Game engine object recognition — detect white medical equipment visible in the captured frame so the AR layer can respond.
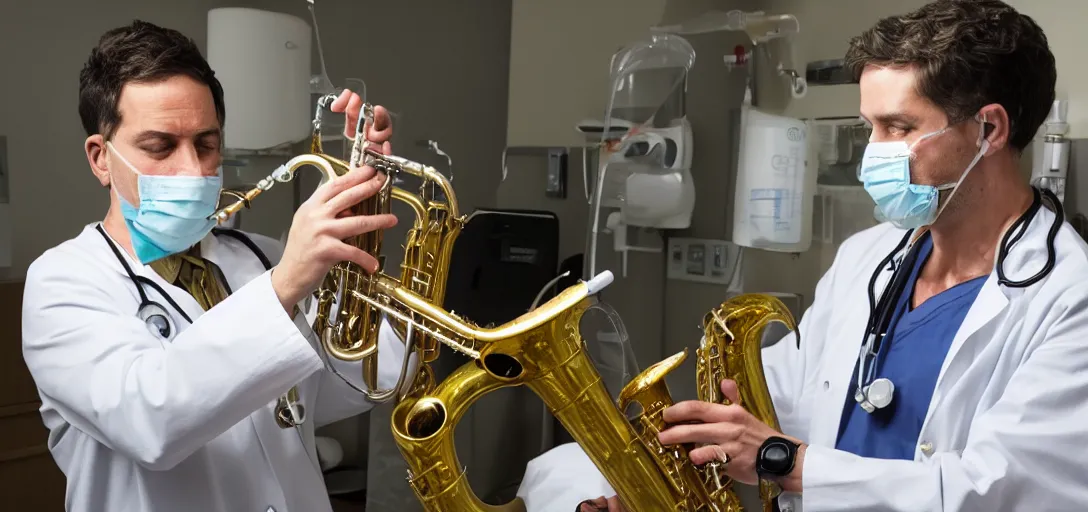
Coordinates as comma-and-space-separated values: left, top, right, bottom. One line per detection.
653, 9, 814, 253
207, 8, 313, 151
584, 33, 696, 279
1030, 99, 1070, 204
656, 10, 807, 101
732, 102, 815, 252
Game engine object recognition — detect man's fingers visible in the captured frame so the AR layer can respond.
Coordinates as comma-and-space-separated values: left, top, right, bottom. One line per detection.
721, 379, 741, 405
578, 497, 609, 512
661, 400, 733, 425
366, 105, 393, 143
328, 213, 398, 241
342, 94, 365, 139
606, 495, 624, 512
335, 244, 380, 274
328, 89, 352, 112
688, 444, 733, 466
311, 166, 375, 204
325, 170, 385, 214
657, 422, 730, 446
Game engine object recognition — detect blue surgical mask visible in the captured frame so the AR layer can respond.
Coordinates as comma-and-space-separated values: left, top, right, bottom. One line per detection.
859, 115, 989, 229
106, 141, 222, 264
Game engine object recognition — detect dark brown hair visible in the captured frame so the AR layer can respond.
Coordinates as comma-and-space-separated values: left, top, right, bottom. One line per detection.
78, 20, 226, 139
845, 0, 1055, 152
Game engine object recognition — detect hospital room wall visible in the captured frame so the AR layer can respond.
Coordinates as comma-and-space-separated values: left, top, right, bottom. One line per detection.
0, 0, 232, 282
767, 0, 1088, 138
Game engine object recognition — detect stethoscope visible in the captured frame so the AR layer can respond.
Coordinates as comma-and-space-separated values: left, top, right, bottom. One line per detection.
855, 186, 1063, 414
95, 224, 307, 431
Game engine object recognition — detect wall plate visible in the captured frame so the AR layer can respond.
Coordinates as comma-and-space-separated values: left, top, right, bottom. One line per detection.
666, 237, 742, 286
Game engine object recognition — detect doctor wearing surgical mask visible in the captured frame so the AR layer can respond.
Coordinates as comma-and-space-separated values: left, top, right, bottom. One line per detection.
518, 1, 1088, 511
21, 20, 407, 512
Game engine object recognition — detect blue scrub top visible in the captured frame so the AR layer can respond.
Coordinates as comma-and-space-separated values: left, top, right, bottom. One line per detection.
835, 234, 986, 460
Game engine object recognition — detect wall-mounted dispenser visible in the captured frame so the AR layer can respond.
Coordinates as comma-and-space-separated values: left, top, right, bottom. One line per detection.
585, 32, 697, 279
1031, 99, 1070, 204
588, 118, 695, 227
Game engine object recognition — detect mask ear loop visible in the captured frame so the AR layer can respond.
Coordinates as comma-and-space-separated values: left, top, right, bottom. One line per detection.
931, 114, 991, 222
105, 141, 144, 206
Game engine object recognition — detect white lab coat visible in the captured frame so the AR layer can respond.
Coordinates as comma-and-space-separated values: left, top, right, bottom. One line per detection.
518, 204, 1088, 512
21, 223, 408, 512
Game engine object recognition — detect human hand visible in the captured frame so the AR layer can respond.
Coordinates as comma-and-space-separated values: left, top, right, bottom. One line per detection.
271, 165, 397, 311
329, 89, 394, 155
657, 379, 805, 490
577, 495, 624, 511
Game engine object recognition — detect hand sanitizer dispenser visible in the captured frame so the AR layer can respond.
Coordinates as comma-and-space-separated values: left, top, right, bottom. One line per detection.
1031, 100, 1070, 204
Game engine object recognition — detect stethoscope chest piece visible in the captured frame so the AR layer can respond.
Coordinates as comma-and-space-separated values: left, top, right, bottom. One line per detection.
856, 377, 895, 413
274, 386, 306, 429
138, 301, 175, 341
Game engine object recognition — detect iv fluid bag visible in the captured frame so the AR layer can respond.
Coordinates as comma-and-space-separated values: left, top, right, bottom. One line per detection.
579, 301, 639, 402
732, 107, 815, 252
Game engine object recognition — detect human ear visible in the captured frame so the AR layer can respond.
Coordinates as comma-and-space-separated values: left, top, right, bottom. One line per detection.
977, 104, 1009, 155
86, 134, 110, 187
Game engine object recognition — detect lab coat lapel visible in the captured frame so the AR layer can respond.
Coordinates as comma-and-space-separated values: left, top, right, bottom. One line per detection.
932, 274, 1007, 391
807, 242, 899, 447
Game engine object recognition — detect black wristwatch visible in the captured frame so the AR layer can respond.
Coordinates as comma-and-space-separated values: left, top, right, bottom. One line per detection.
756, 436, 800, 478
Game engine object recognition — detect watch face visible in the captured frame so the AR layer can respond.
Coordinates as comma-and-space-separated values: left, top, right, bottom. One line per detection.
759, 438, 796, 476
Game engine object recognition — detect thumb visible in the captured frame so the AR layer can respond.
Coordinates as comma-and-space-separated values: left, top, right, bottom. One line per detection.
720, 379, 741, 406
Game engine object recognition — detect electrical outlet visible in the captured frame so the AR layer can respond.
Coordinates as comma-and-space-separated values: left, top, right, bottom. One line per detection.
666, 237, 742, 286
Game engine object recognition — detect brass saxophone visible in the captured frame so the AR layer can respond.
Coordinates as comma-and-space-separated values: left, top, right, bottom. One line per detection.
388, 283, 797, 511
211, 94, 463, 406
616, 294, 800, 511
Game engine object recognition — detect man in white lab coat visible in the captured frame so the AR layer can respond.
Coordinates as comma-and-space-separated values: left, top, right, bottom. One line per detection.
21, 20, 405, 512
520, 1, 1088, 511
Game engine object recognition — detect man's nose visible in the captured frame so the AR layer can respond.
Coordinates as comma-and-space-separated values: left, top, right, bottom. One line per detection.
172, 144, 214, 176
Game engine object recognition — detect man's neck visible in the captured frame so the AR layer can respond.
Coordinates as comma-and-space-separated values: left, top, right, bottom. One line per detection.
918, 176, 1033, 303
102, 206, 137, 260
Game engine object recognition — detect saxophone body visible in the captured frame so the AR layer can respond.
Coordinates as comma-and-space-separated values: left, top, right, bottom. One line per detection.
388, 272, 686, 511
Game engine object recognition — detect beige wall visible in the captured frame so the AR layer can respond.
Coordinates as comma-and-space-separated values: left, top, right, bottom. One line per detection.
0, 0, 231, 280
767, 0, 1088, 134
506, 0, 762, 147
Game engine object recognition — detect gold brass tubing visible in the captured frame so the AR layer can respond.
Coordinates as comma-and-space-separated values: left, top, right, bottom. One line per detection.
210, 154, 341, 224
373, 277, 590, 344
392, 187, 427, 222
285, 153, 341, 182
363, 148, 460, 219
